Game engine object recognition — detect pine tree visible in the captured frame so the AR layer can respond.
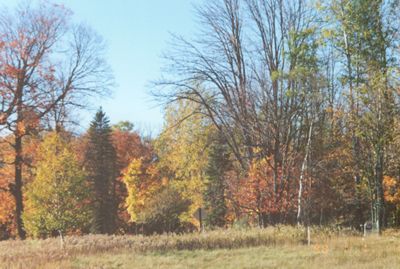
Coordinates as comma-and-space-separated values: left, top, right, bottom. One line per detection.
85, 108, 117, 234
204, 133, 230, 227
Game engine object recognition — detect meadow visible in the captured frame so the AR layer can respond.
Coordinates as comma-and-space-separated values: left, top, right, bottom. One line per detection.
1, 226, 399, 269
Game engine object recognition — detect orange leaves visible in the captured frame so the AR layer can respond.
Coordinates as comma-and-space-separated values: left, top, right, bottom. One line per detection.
16, 122, 26, 136
15, 110, 41, 136
383, 176, 400, 204
112, 129, 151, 172
0, 191, 15, 238
226, 157, 297, 219
0, 192, 14, 223
2, 64, 21, 77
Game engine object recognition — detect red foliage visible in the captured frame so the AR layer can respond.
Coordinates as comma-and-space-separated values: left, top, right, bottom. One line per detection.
226, 157, 298, 224
112, 130, 152, 172
111, 130, 154, 232
0, 135, 40, 238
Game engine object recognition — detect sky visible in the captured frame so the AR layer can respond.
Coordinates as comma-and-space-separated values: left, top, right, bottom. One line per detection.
0, 0, 201, 133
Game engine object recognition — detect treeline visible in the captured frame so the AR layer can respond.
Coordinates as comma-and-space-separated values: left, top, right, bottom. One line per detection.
0, 105, 220, 239
1, 0, 400, 240
155, 0, 400, 231
0, 1, 113, 240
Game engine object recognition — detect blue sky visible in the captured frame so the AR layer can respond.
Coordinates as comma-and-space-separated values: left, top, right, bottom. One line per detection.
0, 0, 201, 132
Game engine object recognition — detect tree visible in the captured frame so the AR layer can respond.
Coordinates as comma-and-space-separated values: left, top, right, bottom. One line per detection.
84, 109, 117, 234
324, 0, 400, 230
0, 1, 112, 239
226, 156, 298, 227
123, 157, 162, 224
204, 133, 230, 227
0, 191, 14, 240
137, 186, 192, 234
155, 100, 213, 227
111, 121, 154, 231
23, 132, 90, 238
112, 121, 134, 132
112, 121, 152, 171
0, 133, 41, 239
157, 0, 325, 225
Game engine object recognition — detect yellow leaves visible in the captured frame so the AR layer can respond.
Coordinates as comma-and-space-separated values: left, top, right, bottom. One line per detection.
122, 100, 213, 228
248, 156, 272, 179
315, 0, 323, 11
122, 158, 162, 223
321, 29, 333, 39
153, 100, 213, 225
146, 163, 159, 178
253, 147, 263, 154
127, 158, 142, 174
23, 132, 90, 237
271, 70, 281, 82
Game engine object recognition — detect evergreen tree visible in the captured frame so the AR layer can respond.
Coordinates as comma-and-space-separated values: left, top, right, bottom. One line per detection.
204, 133, 230, 227
85, 108, 117, 234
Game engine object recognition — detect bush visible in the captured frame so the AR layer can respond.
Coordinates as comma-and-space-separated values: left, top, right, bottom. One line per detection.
137, 186, 191, 234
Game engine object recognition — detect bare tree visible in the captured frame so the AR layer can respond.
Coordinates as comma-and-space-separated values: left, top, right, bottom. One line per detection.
155, 0, 324, 224
155, 0, 254, 170
0, 2, 112, 239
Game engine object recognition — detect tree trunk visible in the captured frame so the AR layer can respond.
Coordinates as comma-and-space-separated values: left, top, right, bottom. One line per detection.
14, 133, 26, 239
13, 82, 26, 240
297, 122, 313, 225
375, 145, 385, 233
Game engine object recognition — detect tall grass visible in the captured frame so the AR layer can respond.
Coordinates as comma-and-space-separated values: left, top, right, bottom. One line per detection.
0, 226, 361, 269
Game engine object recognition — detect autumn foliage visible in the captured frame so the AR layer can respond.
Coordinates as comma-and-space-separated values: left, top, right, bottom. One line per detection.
23, 132, 90, 238
226, 157, 299, 226
2, 0, 400, 240
123, 158, 162, 223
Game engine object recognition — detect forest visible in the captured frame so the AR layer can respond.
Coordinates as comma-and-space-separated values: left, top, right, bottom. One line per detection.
0, 0, 400, 243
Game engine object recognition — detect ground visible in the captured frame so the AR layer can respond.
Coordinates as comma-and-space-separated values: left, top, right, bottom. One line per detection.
1, 228, 400, 268
56, 237, 400, 269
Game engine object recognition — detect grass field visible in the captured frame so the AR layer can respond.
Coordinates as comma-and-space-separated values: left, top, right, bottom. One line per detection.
1, 227, 400, 269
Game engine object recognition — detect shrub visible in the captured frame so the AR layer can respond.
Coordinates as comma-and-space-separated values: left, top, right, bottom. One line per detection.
137, 186, 191, 234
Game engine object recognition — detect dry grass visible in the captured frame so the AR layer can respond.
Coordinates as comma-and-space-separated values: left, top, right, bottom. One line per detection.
1, 226, 398, 269
64, 235, 400, 269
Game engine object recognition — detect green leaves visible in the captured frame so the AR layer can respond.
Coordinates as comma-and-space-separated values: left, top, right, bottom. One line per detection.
85, 108, 117, 234
23, 132, 90, 238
